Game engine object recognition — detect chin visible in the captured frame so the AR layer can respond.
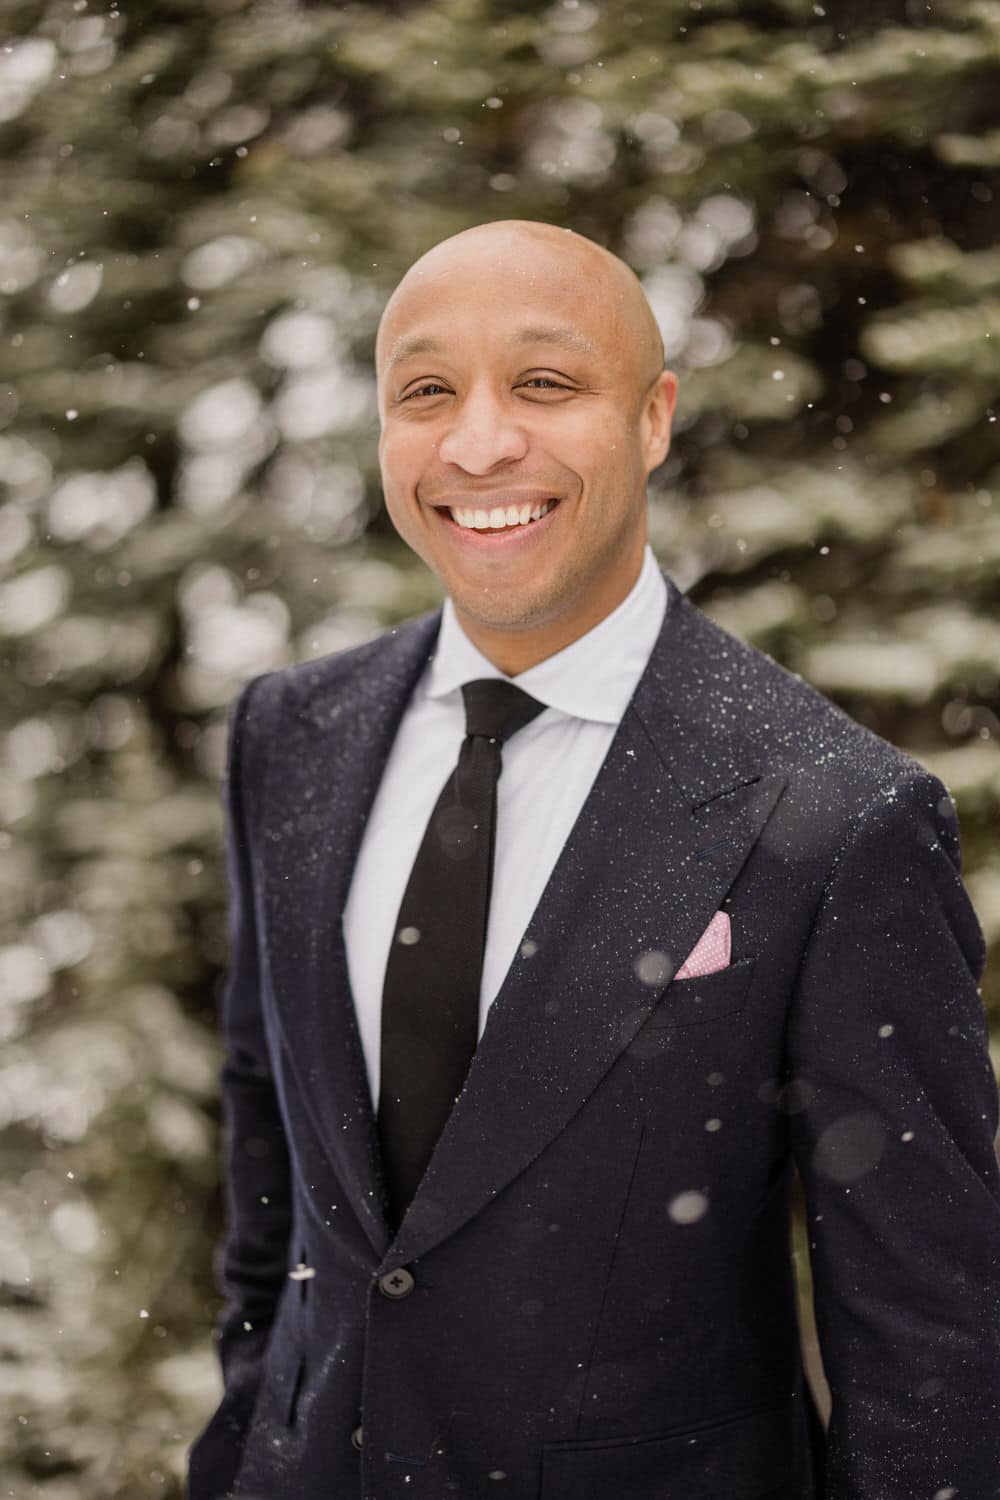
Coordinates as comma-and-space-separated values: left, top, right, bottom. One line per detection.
455, 598, 538, 633
453, 581, 569, 636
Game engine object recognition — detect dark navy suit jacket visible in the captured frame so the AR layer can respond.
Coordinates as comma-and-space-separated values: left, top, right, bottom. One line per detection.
187, 571, 1000, 1500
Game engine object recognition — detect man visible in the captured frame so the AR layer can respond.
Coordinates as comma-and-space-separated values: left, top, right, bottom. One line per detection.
187, 220, 1000, 1500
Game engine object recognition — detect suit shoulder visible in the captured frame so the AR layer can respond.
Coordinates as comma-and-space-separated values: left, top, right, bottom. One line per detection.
673, 593, 931, 798
232, 607, 441, 733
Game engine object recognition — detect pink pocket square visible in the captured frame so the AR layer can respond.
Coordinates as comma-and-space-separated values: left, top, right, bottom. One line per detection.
674, 911, 731, 980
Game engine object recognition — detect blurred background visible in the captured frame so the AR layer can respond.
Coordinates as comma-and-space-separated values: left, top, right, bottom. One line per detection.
0, 0, 998, 1493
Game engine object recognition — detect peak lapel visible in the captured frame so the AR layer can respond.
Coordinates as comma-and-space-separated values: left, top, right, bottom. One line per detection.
388, 581, 787, 1269
258, 611, 441, 1259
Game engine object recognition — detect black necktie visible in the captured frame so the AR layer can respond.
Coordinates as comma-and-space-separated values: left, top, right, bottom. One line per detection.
377, 677, 546, 1230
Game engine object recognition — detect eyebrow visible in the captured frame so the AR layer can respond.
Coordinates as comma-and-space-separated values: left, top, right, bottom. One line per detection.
386, 324, 598, 369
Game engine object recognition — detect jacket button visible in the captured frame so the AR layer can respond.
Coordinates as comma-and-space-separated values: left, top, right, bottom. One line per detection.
377, 1267, 415, 1299
350, 1425, 364, 1450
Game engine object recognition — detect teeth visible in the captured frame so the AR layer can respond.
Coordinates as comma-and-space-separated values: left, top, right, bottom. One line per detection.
449, 499, 557, 531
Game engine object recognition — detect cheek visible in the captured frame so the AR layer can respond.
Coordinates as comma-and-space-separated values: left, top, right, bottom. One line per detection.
379, 427, 428, 489
604, 418, 648, 479
378, 441, 419, 531
563, 408, 626, 458
570, 427, 635, 499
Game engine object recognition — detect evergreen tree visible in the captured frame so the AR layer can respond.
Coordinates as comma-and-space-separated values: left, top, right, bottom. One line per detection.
0, 0, 996, 1491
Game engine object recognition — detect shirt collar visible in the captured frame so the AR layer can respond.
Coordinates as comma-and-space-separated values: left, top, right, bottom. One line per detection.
425, 544, 668, 726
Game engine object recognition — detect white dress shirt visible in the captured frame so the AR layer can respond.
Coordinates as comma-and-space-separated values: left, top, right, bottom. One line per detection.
343, 544, 668, 1112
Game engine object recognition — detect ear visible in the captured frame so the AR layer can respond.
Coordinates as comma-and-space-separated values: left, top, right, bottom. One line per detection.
641, 370, 678, 473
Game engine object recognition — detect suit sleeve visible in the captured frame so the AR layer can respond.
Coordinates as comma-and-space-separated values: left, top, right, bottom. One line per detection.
786, 769, 1000, 1498
187, 675, 293, 1500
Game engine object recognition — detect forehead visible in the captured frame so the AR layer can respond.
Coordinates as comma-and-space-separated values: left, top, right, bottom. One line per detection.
377, 244, 624, 372
385, 322, 600, 373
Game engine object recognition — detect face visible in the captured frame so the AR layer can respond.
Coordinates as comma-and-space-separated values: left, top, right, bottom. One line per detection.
376, 225, 677, 673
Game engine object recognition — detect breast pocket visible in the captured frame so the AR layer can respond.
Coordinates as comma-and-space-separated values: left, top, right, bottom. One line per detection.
645, 957, 756, 1029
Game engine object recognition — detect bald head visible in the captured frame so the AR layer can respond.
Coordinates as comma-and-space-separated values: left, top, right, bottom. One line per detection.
376, 220, 665, 407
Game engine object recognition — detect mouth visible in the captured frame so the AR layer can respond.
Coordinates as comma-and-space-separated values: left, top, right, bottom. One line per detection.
436, 497, 561, 537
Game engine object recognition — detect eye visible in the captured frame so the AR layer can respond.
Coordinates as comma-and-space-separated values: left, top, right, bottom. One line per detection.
515, 375, 578, 397
401, 382, 450, 401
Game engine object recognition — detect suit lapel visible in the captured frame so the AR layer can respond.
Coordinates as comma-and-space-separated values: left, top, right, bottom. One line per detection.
257, 611, 441, 1259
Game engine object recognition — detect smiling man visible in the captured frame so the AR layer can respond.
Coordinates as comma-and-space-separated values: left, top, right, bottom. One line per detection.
188, 221, 1000, 1500
374, 220, 674, 672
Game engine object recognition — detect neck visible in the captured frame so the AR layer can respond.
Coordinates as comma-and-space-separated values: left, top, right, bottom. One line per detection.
453, 544, 646, 677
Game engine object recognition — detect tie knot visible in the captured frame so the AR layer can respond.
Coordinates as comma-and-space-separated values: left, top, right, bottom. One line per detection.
461, 677, 546, 744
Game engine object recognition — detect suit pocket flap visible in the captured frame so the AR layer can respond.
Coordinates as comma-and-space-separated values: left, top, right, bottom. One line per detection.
540, 1399, 793, 1499
645, 957, 756, 1029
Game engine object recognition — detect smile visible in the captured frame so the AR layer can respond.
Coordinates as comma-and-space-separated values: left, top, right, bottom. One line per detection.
447, 499, 559, 532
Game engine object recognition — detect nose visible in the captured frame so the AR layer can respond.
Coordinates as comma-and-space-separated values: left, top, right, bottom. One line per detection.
436, 385, 529, 473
